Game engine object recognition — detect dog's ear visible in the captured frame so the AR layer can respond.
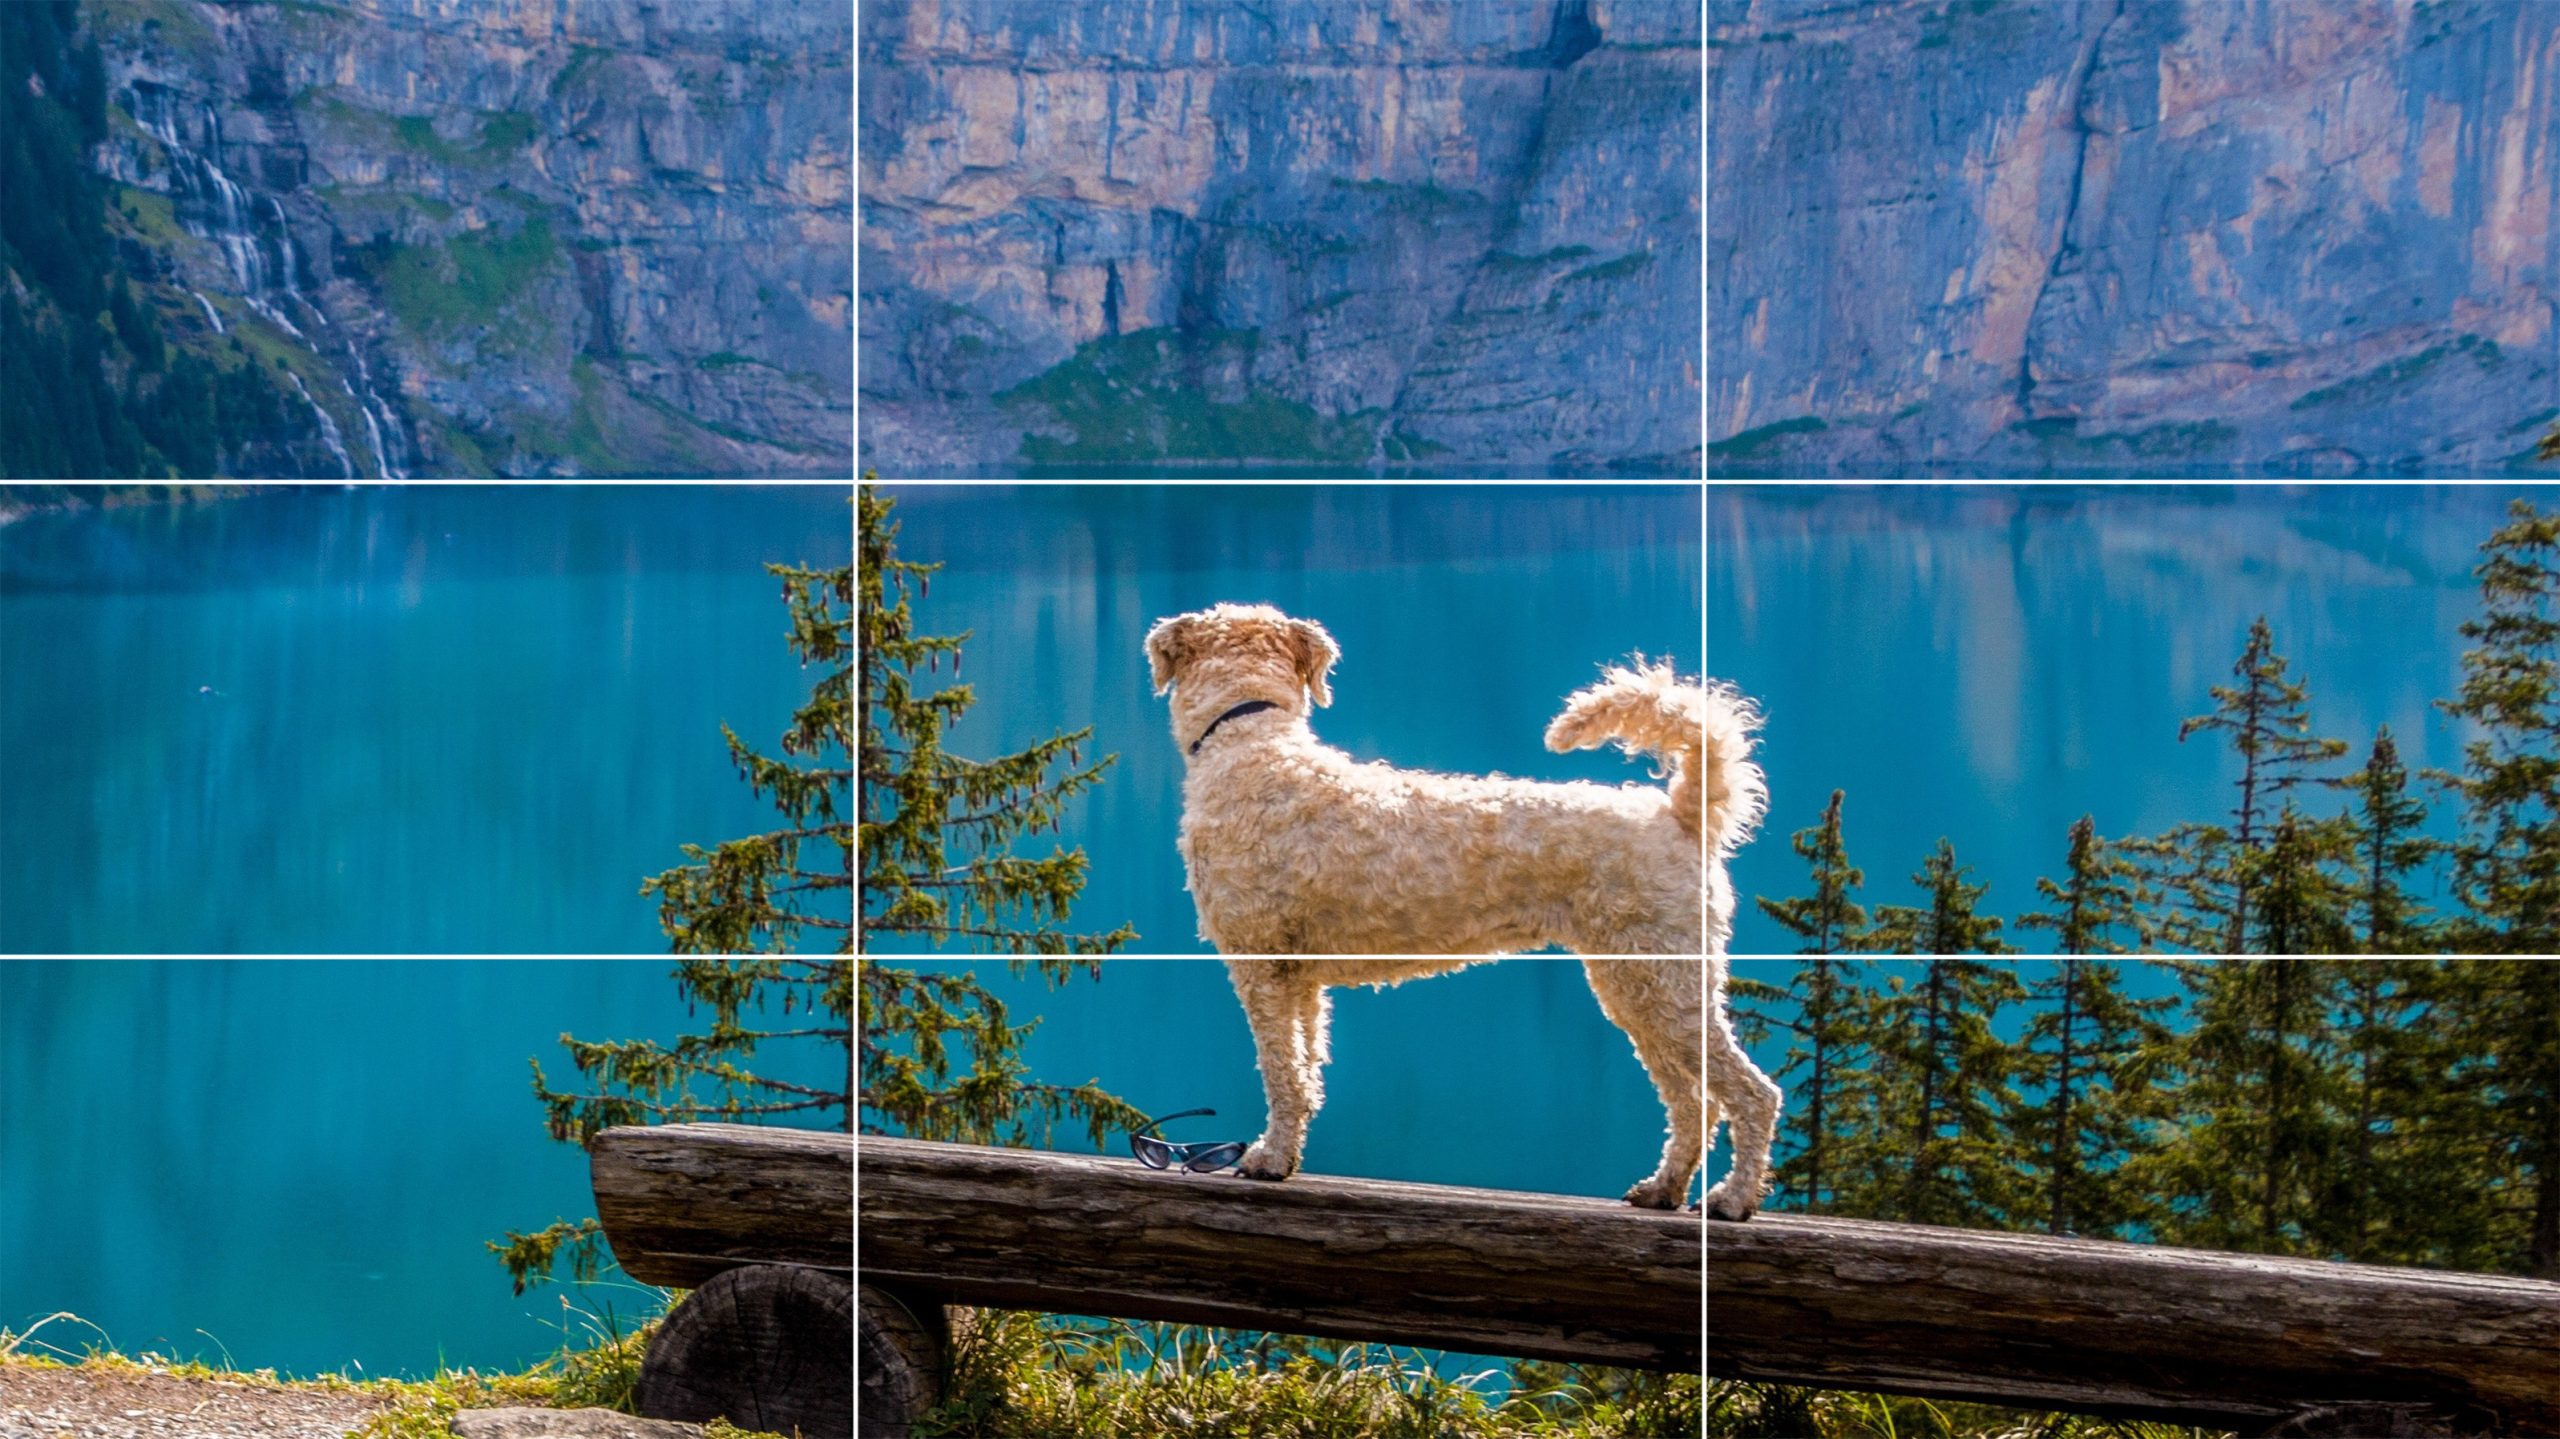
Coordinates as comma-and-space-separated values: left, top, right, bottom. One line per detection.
1289, 618, 1339, 708
1145, 614, 1199, 695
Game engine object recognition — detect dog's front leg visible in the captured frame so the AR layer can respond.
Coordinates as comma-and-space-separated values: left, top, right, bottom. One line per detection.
1228, 962, 1322, 1180
1587, 960, 1707, 1209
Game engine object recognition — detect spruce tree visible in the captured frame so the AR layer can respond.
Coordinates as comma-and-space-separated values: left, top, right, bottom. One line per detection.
2429, 500, 2560, 953
1856, 959, 2025, 1226
2119, 823, 2239, 954
2427, 959, 2560, 1276
2245, 805, 2356, 956
2326, 725, 2440, 953
492, 960, 852, 1293
2167, 616, 2347, 952
859, 485, 1135, 953
2006, 958, 2173, 1239
1728, 958, 1869, 1212
642, 512, 855, 952
861, 959, 1149, 1147
1868, 838, 2013, 955
2017, 815, 2145, 955
2150, 959, 2345, 1257
1751, 789, 1870, 955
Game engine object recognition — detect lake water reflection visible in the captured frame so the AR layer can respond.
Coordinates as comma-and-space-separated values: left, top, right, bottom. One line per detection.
0, 486, 849, 953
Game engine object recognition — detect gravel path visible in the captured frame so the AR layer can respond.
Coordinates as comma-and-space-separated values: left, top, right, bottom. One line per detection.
0, 1361, 389, 1439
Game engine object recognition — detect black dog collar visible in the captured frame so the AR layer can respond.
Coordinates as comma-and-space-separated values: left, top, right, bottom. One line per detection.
1189, 699, 1282, 755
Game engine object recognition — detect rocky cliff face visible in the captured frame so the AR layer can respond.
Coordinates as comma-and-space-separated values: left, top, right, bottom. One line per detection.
860, 0, 1701, 475
93, 0, 851, 476
1709, 0, 2559, 475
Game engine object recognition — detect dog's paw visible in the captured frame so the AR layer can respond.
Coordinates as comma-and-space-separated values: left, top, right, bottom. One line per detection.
1622, 1176, 1684, 1210
1237, 1142, 1297, 1181
1702, 1181, 1759, 1221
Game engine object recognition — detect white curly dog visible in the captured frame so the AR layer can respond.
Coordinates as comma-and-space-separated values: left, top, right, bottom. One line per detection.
1703, 681, 1780, 1220
1145, 603, 1700, 955
1223, 959, 1704, 1208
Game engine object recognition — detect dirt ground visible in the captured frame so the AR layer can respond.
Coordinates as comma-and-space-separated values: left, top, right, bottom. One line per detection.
0, 1359, 389, 1439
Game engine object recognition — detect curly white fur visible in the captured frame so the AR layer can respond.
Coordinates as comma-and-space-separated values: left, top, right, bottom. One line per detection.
1147, 604, 1701, 955
1224, 958, 1704, 1208
1703, 954, 1781, 1220
1703, 681, 1765, 957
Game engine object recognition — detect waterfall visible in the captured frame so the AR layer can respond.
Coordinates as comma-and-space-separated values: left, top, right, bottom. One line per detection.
342, 340, 410, 479
128, 83, 410, 476
288, 371, 354, 478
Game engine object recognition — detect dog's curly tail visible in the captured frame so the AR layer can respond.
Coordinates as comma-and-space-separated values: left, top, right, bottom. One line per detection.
1544, 661, 1709, 841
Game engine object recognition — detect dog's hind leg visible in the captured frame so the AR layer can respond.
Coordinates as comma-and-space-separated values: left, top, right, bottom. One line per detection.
1586, 960, 1705, 1209
1228, 961, 1322, 1181
1703, 976, 1781, 1221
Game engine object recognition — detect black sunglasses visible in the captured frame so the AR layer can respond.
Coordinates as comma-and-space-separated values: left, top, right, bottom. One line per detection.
1129, 1108, 1247, 1174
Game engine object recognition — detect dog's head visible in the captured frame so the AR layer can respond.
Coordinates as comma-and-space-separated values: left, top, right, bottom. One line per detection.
1703, 681, 1765, 954
1144, 604, 1338, 751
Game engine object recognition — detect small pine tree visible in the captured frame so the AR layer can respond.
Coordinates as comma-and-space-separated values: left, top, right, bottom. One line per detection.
2172, 615, 2347, 952
859, 484, 1135, 953
2150, 958, 2345, 1257
2006, 957, 2174, 1238
2428, 500, 2560, 953
861, 959, 1150, 1146
2017, 814, 2145, 955
1852, 959, 2026, 1226
1751, 789, 1870, 955
1728, 958, 1869, 1212
1868, 838, 2013, 955
2119, 822, 2239, 954
491, 960, 852, 1293
640, 506, 853, 952
2326, 726, 2440, 953
2245, 804, 2356, 956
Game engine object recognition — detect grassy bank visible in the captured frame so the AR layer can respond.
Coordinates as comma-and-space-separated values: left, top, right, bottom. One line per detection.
917, 1308, 1701, 1439
0, 1309, 787, 1439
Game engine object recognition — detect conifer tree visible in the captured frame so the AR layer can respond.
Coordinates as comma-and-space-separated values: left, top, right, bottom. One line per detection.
1728, 958, 1869, 1212
642, 510, 855, 952
1868, 838, 2013, 955
861, 959, 1149, 1147
2245, 805, 2356, 955
1751, 789, 1870, 955
492, 960, 852, 1293
2427, 959, 2560, 1276
2429, 500, 2560, 953
859, 485, 1135, 953
2172, 616, 2348, 953
2017, 815, 2145, 955
1855, 959, 2025, 1226
2006, 958, 2173, 1239
2326, 725, 2441, 953
2150, 959, 2345, 1257
2119, 823, 2239, 954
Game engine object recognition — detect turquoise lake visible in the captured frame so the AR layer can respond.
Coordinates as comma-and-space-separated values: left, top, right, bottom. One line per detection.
0, 486, 850, 953
0, 960, 846, 1379
865, 483, 1703, 954
1710, 483, 2560, 955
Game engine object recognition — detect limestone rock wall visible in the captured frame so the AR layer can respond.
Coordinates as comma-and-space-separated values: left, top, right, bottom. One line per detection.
861, 0, 1702, 474
93, 0, 851, 477
1709, 0, 2559, 476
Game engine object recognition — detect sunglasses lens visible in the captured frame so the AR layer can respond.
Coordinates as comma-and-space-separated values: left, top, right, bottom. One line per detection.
1132, 1136, 1172, 1169
1187, 1143, 1245, 1173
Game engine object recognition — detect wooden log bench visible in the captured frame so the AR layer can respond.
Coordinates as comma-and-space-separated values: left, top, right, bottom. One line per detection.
1707, 1212, 2560, 1439
858, 1136, 1702, 1437
589, 1122, 853, 1439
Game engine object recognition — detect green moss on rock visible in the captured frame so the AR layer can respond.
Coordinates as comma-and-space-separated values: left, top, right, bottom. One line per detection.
1000, 329, 1380, 466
